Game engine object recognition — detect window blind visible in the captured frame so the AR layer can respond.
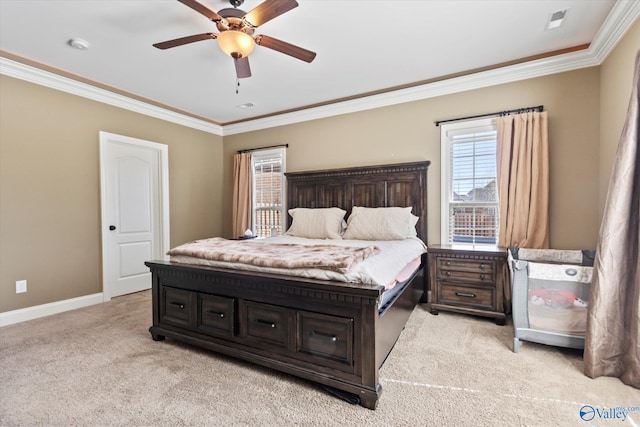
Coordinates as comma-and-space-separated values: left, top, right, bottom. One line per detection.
442, 119, 499, 245
252, 148, 286, 238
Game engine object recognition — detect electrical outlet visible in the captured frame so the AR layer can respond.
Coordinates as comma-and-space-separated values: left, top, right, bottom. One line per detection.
16, 280, 27, 294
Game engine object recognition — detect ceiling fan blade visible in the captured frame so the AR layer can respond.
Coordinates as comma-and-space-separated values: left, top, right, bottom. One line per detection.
153, 33, 217, 49
255, 35, 316, 63
178, 0, 224, 22
244, 0, 298, 27
234, 56, 252, 79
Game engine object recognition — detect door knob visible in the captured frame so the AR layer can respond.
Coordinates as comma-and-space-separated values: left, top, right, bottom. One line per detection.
109, 225, 116, 231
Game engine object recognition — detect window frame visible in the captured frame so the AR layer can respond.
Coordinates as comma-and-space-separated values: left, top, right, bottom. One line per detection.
250, 147, 286, 238
440, 117, 499, 247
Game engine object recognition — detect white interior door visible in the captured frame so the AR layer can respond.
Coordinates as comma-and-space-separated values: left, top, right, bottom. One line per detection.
100, 132, 169, 300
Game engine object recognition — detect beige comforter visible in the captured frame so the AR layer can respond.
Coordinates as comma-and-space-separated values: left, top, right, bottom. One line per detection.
167, 237, 380, 274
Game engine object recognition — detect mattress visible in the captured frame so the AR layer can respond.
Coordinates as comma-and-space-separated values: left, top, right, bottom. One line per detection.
168, 235, 427, 288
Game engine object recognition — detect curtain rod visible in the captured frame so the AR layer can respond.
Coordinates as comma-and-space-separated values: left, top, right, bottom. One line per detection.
237, 143, 289, 154
435, 105, 544, 127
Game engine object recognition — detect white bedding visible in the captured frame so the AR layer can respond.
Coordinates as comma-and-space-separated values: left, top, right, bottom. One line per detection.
169, 236, 427, 287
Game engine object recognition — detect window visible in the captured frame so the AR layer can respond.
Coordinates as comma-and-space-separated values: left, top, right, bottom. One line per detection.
251, 147, 286, 238
441, 118, 499, 245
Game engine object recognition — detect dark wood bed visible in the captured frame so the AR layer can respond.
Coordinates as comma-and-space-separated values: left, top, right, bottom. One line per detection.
145, 161, 430, 409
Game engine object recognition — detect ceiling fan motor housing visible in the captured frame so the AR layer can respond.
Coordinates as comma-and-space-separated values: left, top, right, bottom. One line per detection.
217, 8, 254, 34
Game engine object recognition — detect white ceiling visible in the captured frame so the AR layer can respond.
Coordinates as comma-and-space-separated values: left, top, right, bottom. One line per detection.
1, 0, 638, 135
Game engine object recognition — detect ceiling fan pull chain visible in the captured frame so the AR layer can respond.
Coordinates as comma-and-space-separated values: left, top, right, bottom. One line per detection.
236, 79, 240, 94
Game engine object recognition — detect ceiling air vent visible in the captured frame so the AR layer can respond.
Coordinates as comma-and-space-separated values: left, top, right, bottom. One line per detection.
547, 9, 567, 30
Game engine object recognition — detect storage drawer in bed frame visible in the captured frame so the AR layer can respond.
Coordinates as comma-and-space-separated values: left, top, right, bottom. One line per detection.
157, 281, 360, 374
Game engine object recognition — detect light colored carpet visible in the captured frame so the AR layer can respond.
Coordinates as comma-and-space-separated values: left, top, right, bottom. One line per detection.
1, 290, 637, 426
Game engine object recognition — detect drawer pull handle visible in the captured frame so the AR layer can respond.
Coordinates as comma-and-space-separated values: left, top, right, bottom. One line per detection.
480, 274, 486, 280
311, 331, 338, 342
170, 301, 185, 309
455, 292, 476, 298
446, 271, 451, 276
446, 261, 451, 266
479, 264, 486, 269
207, 310, 225, 318
255, 319, 276, 328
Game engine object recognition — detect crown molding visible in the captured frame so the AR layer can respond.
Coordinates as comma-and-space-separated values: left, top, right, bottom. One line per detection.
589, 0, 640, 62
0, 57, 224, 136
1, 1, 638, 137
222, 49, 599, 135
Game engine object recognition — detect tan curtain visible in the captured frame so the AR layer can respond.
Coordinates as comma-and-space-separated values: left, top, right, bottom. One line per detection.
232, 152, 252, 238
496, 111, 549, 249
584, 51, 640, 388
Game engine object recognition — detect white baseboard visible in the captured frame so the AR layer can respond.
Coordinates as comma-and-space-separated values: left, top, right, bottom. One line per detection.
0, 293, 104, 327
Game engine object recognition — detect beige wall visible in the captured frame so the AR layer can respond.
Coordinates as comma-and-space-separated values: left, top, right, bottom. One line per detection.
222, 68, 601, 250
0, 75, 224, 312
1, 19, 636, 315
599, 19, 640, 218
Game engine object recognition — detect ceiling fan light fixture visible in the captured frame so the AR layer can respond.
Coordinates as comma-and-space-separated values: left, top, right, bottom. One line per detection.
217, 30, 255, 58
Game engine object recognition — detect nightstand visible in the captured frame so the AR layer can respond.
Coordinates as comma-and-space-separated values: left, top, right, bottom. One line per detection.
428, 244, 507, 325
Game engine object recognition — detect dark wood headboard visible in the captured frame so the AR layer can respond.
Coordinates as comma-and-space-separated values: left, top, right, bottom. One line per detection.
285, 161, 430, 242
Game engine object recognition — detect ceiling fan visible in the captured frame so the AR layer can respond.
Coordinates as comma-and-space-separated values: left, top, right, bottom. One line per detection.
153, 0, 316, 79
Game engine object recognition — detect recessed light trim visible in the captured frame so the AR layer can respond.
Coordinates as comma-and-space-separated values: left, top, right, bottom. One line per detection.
68, 38, 90, 50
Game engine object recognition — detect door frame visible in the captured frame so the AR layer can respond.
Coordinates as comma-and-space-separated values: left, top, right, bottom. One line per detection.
99, 131, 170, 302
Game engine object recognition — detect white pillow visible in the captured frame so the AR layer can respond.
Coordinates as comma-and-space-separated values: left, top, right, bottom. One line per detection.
342, 206, 418, 240
407, 213, 419, 237
286, 208, 347, 240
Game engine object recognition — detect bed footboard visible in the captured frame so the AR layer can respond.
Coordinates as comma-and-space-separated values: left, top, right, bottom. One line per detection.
146, 260, 424, 409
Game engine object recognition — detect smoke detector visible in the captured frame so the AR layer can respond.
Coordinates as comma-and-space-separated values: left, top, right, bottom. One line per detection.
68, 38, 90, 50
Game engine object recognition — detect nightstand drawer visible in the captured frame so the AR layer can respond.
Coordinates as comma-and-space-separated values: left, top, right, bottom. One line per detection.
437, 257, 495, 283
437, 257, 495, 273
437, 268, 494, 284
439, 283, 494, 309
428, 245, 507, 324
